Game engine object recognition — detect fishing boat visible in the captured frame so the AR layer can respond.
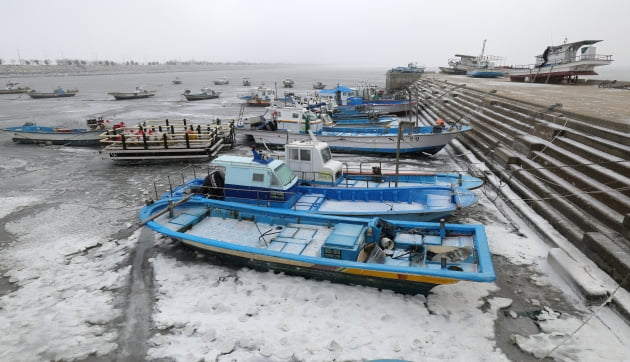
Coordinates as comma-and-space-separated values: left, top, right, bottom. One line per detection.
0, 81, 30, 94
282, 78, 295, 88
507, 39, 613, 83
281, 136, 484, 190
240, 85, 276, 107
317, 85, 356, 107
439, 55, 477, 75
337, 97, 416, 116
242, 78, 251, 86
27, 87, 78, 99
466, 40, 506, 78
328, 114, 396, 127
236, 105, 467, 155
108, 86, 156, 100
162, 148, 477, 222
213, 77, 229, 85
139, 197, 495, 295
389, 62, 425, 73
172, 77, 183, 85
182, 87, 220, 101
313, 81, 326, 89
3, 116, 116, 146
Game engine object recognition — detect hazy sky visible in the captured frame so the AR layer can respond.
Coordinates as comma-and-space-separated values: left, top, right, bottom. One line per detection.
3, 0, 629, 68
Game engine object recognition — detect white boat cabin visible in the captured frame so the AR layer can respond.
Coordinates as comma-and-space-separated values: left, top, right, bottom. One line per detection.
284, 138, 343, 185
210, 151, 298, 192
263, 105, 326, 133
534, 40, 611, 67
245, 85, 276, 101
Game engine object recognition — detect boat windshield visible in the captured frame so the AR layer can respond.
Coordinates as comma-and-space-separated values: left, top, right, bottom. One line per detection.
320, 146, 332, 163
273, 164, 297, 186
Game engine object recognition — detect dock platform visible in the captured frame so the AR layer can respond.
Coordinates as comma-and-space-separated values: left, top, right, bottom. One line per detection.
99, 119, 235, 162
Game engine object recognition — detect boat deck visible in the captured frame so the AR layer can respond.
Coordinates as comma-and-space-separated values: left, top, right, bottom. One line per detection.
294, 193, 434, 212
155, 203, 479, 271
158, 206, 333, 257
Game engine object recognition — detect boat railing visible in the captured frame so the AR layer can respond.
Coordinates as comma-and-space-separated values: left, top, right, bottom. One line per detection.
148, 164, 215, 201
148, 165, 303, 207
578, 53, 613, 62
510, 52, 614, 71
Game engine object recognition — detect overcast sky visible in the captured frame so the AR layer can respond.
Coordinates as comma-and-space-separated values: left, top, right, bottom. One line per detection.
3, 0, 628, 68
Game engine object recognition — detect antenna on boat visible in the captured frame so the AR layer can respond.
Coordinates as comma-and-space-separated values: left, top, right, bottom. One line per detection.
307, 130, 319, 143
480, 39, 487, 59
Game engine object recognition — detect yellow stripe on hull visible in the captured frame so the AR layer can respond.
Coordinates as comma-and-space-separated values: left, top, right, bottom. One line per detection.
181, 239, 459, 286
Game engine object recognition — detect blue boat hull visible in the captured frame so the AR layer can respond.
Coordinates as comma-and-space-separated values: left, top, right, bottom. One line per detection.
165, 178, 477, 222
237, 125, 471, 155
4, 125, 104, 147
140, 198, 496, 295
342, 172, 484, 190
466, 70, 505, 78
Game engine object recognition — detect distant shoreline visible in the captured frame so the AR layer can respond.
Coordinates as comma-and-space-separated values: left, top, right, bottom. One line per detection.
0, 63, 287, 79
2, 63, 627, 85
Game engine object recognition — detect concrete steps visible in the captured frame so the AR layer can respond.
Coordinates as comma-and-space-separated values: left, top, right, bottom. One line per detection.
410, 78, 630, 292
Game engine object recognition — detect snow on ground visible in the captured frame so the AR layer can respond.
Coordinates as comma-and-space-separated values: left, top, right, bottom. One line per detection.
0, 196, 39, 219
1, 186, 629, 361
0, 196, 138, 361
148, 251, 505, 361
144, 190, 630, 361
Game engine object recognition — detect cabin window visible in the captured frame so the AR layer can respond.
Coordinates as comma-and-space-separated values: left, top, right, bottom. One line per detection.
252, 173, 265, 183
321, 147, 332, 163
270, 173, 281, 186
300, 149, 311, 161
292, 112, 300, 118
274, 164, 296, 186
289, 148, 300, 161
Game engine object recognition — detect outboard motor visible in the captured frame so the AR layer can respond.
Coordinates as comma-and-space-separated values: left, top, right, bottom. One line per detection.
371, 166, 382, 183
199, 170, 225, 200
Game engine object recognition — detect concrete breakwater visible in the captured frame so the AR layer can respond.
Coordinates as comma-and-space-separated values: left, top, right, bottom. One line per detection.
409, 76, 629, 317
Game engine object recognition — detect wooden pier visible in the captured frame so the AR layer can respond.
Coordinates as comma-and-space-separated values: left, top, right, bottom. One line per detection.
99, 119, 235, 162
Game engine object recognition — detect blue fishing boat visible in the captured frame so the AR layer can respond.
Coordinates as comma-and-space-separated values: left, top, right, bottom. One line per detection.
158, 147, 477, 222
236, 105, 470, 155
282, 137, 484, 190
466, 39, 506, 78
3, 117, 116, 146
27, 86, 78, 99
389, 62, 426, 73
337, 98, 416, 116
466, 69, 505, 78
140, 197, 495, 295
326, 113, 397, 127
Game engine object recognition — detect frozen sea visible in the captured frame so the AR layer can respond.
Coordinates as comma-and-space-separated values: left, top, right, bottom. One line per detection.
0, 64, 629, 361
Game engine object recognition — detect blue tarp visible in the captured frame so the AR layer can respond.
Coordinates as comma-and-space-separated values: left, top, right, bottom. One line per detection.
318, 86, 353, 94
